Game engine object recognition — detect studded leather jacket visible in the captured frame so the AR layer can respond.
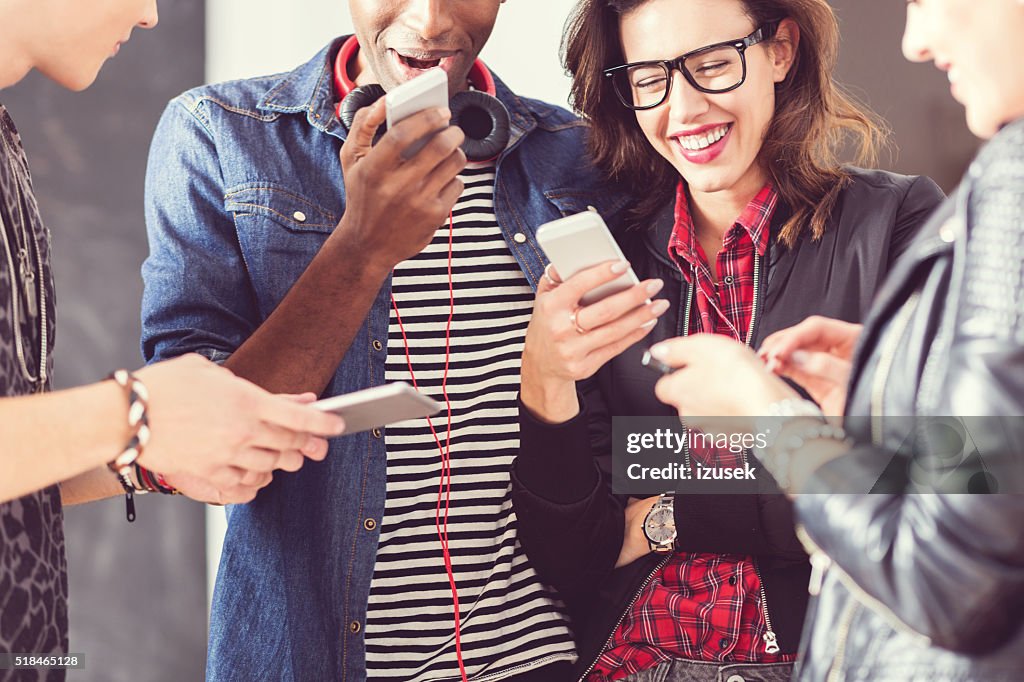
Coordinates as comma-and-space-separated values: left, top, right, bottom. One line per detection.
789, 118, 1024, 681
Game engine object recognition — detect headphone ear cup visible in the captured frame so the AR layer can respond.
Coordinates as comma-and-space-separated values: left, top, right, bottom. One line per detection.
450, 91, 511, 162
339, 84, 387, 141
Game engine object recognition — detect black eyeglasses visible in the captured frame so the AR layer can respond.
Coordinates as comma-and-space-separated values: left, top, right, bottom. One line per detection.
603, 22, 780, 111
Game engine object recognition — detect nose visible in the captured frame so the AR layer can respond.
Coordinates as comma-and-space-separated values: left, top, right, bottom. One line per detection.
138, 0, 159, 29
901, 4, 930, 63
665, 70, 711, 124
404, 0, 455, 41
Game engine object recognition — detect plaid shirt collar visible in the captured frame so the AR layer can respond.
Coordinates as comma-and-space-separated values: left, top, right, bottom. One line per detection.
668, 180, 776, 270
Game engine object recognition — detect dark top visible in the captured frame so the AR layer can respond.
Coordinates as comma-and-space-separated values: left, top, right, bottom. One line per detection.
0, 102, 66, 682
510, 167, 945, 679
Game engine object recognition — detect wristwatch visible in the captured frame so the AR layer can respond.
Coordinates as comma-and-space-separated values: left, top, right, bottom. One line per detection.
642, 493, 677, 553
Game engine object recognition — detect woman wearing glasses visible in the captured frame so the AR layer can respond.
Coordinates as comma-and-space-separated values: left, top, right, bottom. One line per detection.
511, 0, 942, 680
649, 0, 1024, 678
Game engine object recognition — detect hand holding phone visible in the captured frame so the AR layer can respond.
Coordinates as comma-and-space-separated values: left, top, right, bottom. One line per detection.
536, 211, 642, 306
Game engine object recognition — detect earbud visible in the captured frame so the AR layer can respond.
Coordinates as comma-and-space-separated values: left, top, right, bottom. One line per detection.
338, 86, 511, 163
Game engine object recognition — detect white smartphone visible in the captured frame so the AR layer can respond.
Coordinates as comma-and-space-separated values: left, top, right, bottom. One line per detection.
385, 68, 449, 158
312, 382, 442, 435
535, 211, 641, 306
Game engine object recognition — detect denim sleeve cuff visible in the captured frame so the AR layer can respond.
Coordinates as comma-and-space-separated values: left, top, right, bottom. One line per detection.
516, 394, 599, 503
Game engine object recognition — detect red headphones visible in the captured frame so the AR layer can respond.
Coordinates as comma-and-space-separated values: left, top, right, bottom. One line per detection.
333, 36, 511, 162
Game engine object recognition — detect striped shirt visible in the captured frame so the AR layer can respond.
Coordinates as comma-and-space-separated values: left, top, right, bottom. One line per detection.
364, 163, 576, 680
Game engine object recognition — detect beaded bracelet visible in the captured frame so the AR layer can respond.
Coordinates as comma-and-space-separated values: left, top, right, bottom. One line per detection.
755, 399, 849, 491
106, 369, 151, 522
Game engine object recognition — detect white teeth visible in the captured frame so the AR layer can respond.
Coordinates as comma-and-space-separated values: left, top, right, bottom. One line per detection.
678, 124, 730, 151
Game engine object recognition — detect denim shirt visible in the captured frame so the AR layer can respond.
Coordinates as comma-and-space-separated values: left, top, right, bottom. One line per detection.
141, 38, 629, 681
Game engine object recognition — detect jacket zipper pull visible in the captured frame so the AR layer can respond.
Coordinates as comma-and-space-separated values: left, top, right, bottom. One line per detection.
124, 488, 136, 523
763, 629, 780, 654
809, 551, 832, 596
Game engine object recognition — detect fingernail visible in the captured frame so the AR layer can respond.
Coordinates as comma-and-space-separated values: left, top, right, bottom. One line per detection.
646, 279, 665, 296
437, 107, 451, 122
791, 350, 809, 367
611, 261, 630, 274
650, 299, 670, 314
641, 319, 657, 329
650, 344, 667, 360
331, 417, 346, 434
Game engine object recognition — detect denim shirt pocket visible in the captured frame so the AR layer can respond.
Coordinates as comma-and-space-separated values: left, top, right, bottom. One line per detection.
543, 187, 631, 228
224, 182, 340, 314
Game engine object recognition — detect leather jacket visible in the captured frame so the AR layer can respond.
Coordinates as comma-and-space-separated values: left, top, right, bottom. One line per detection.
791, 119, 1024, 681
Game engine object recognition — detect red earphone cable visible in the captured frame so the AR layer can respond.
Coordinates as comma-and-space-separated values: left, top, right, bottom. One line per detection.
390, 210, 467, 681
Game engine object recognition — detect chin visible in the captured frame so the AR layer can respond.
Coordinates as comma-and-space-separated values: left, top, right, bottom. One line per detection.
965, 109, 1002, 140
43, 63, 102, 92
678, 170, 739, 195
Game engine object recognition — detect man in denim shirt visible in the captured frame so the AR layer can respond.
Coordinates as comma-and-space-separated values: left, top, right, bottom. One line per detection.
141, 1, 627, 680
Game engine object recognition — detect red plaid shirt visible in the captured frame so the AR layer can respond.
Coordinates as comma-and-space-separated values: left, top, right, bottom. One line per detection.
590, 182, 790, 681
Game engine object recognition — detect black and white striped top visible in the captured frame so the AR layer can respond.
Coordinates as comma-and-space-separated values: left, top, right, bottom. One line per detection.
364, 164, 576, 680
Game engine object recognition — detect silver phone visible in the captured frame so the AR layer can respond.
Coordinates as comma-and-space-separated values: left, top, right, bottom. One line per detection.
535, 210, 641, 306
313, 382, 442, 435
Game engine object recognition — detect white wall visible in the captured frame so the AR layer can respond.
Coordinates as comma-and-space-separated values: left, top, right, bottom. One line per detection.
204, 0, 579, 608
206, 0, 576, 105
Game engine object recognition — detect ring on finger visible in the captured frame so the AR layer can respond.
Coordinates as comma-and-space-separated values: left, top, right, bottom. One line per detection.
569, 310, 589, 335
544, 263, 561, 287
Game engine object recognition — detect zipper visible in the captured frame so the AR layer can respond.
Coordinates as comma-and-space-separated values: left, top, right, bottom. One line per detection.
825, 600, 859, 682
0, 132, 47, 390
680, 255, 777, 654
575, 554, 671, 682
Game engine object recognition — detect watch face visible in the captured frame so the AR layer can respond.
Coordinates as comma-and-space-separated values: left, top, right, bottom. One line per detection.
644, 507, 676, 544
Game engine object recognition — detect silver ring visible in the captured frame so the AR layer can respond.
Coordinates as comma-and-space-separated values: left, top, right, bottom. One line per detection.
569, 310, 588, 335
544, 263, 561, 287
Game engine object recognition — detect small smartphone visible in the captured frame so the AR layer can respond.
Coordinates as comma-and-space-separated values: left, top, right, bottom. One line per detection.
312, 382, 442, 435
385, 68, 449, 156
535, 210, 642, 306
641, 349, 675, 376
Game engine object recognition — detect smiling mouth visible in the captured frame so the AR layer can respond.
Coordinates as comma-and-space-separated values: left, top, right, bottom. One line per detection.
675, 123, 732, 151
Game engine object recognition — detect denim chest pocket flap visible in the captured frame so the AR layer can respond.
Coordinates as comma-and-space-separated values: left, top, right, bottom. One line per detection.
224, 183, 339, 234
544, 187, 630, 223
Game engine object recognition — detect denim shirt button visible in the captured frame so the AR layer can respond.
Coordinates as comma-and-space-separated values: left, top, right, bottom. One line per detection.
292, 211, 307, 223
349, 621, 361, 634
513, 232, 527, 244
372, 339, 383, 351
364, 518, 377, 531
371, 428, 382, 439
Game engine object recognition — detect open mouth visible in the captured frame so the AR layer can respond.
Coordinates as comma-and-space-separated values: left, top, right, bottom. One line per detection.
399, 54, 442, 69
391, 49, 455, 74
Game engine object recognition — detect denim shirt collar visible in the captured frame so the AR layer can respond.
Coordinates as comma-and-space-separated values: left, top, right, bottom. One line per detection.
257, 36, 538, 149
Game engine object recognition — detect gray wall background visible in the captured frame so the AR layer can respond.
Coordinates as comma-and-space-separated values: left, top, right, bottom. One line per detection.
0, 1, 977, 681
3, 1, 207, 680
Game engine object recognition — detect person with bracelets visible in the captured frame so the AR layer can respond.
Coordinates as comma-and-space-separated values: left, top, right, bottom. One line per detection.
649, 1, 1024, 679
0, 0, 346, 676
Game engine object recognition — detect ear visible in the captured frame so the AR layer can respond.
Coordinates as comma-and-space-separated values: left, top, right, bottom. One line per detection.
770, 18, 800, 84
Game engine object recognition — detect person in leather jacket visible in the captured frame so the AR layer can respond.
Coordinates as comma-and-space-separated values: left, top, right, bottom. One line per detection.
509, 0, 943, 680
651, 1, 1024, 680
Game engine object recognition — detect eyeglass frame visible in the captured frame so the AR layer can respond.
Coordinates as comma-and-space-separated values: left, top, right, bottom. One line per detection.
603, 21, 781, 111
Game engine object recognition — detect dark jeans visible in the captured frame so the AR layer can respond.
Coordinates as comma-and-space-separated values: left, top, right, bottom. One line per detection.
623, 659, 794, 682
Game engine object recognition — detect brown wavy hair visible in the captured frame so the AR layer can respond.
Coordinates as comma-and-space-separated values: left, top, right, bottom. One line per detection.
565, 0, 887, 245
